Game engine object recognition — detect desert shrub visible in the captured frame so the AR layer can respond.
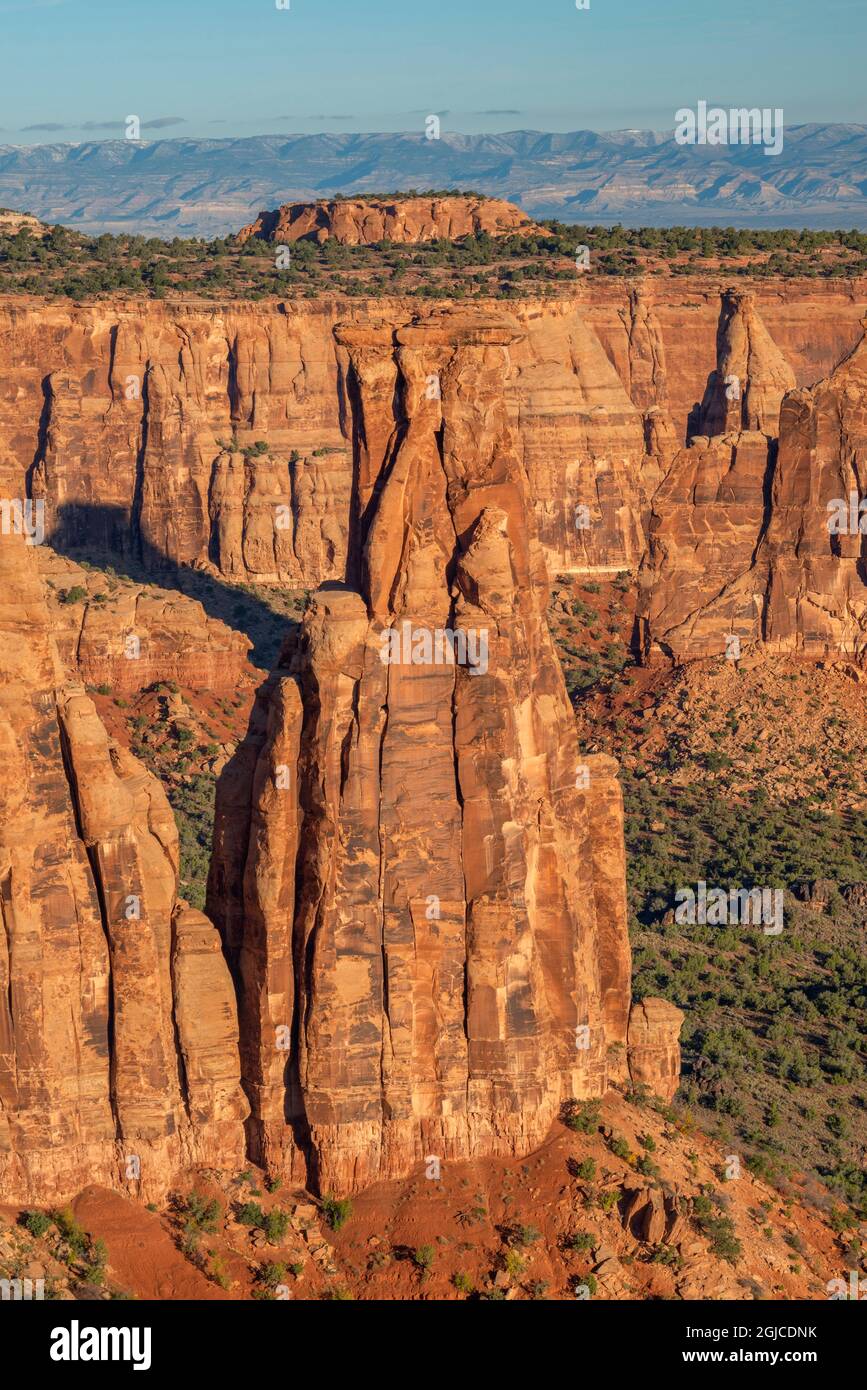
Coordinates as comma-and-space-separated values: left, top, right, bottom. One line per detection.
321, 1196, 353, 1231
562, 1099, 601, 1134
263, 1209, 289, 1243
22, 1210, 52, 1238
236, 1201, 265, 1228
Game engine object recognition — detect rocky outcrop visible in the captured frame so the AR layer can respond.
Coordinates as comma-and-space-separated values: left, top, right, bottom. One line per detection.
237, 196, 541, 246
509, 305, 655, 576
208, 311, 654, 1193
622, 1185, 687, 1244
39, 550, 252, 693
694, 289, 796, 438
640, 308, 867, 663
619, 288, 678, 467
0, 528, 247, 1203
0, 294, 692, 1205
637, 430, 773, 660
13, 301, 352, 588
4, 300, 654, 588
758, 329, 867, 659
627, 998, 684, 1103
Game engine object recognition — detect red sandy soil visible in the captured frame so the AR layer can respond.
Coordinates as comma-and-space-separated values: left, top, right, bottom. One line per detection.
5, 1090, 850, 1303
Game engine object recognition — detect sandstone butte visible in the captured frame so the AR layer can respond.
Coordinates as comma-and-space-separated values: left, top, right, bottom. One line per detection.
236, 194, 541, 246
0, 269, 865, 1203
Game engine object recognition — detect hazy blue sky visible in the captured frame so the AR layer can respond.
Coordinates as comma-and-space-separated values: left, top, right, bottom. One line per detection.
2, 0, 863, 143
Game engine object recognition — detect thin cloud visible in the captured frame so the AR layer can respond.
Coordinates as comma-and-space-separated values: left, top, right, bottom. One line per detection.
19, 115, 186, 134
276, 114, 356, 122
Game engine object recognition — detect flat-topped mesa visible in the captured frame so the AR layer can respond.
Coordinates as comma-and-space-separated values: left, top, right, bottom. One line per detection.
695, 289, 796, 439
209, 309, 665, 1194
237, 195, 541, 246
0, 530, 247, 1204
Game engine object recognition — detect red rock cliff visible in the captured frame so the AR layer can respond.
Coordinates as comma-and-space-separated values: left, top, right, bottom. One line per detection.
237, 196, 540, 246
208, 312, 640, 1193
0, 528, 247, 1204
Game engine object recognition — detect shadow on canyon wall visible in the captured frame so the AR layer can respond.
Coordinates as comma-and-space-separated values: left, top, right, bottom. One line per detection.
47, 500, 327, 1177
47, 501, 304, 670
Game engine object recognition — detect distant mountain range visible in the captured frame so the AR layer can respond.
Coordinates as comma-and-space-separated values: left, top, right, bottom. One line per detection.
1, 125, 866, 237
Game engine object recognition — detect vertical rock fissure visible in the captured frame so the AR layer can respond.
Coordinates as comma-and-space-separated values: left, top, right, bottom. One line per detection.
431, 384, 471, 1060
56, 709, 122, 1140
130, 364, 151, 565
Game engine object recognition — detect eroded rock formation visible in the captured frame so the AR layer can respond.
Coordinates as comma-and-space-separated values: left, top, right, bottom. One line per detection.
627, 999, 684, 1104
208, 311, 669, 1194
640, 304, 867, 663
0, 284, 862, 610
10, 276, 867, 1204
39, 551, 252, 693
0, 529, 247, 1204
0, 299, 659, 592
237, 196, 540, 246
694, 289, 796, 438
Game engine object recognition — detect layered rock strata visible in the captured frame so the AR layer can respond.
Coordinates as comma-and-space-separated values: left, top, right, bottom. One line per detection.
639, 303, 867, 663
208, 313, 666, 1193
237, 196, 540, 246
39, 550, 252, 693
627, 999, 684, 1104
0, 286, 863, 608
0, 529, 247, 1203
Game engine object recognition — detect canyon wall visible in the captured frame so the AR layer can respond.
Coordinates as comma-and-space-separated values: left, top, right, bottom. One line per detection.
2, 277, 867, 1201
1, 281, 863, 603
637, 294, 867, 663
0, 526, 247, 1203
